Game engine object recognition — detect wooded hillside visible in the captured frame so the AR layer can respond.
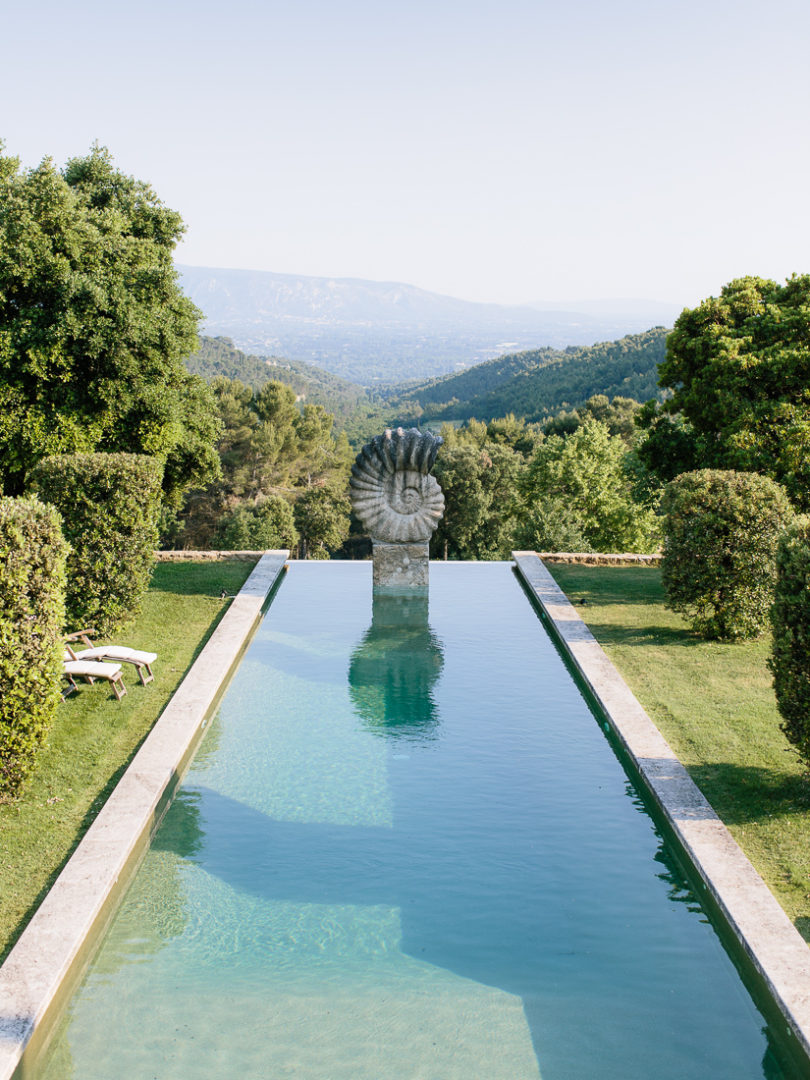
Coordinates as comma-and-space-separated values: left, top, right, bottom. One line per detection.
392, 328, 669, 422
186, 336, 369, 421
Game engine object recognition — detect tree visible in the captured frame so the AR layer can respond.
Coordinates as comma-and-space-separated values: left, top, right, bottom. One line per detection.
213, 495, 298, 551
544, 395, 640, 446
0, 143, 220, 504
660, 470, 794, 640
431, 437, 524, 559
657, 275, 810, 509
294, 487, 351, 559
519, 419, 659, 553
175, 376, 353, 549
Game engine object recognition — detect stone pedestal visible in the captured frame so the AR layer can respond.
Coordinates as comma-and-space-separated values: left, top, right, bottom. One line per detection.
372, 541, 430, 588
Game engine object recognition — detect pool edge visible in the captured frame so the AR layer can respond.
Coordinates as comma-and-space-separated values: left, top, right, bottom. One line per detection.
0, 551, 289, 1080
513, 550, 810, 1063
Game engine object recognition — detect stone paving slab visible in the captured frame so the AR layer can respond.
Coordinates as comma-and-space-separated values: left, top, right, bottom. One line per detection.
0, 551, 288, 1080
513, 550, 810, 1062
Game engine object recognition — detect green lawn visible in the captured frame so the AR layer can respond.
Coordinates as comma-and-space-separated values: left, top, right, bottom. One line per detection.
0, 559, 256, 964
548, 563, 810, 941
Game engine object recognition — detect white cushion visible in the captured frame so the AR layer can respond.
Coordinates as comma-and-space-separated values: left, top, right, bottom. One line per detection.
75, 646, 157, 664
64, 660, 122, 678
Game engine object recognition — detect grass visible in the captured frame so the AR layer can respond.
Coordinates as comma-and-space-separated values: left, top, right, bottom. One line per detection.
548, 563, 810, 941
0, 558, 256, 964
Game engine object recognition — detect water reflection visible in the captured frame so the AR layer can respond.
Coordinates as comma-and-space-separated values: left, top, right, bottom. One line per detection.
348, 590, 444, 740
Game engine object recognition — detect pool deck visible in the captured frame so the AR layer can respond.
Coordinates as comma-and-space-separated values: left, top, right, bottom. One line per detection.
0, 551, 289, 1080
513, 551, 810, 1063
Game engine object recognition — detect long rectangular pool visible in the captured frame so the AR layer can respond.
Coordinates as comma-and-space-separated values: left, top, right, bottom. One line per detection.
32, 561, 801, 1078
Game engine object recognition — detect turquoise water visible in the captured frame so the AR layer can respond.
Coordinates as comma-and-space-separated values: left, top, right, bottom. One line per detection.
35, 561, 799, 1078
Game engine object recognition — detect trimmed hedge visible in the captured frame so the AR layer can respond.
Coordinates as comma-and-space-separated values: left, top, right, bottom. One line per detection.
660, 469, 794, 640
0, 496, 68, 795
769, 518, 810, 766
30, 453, 164, 634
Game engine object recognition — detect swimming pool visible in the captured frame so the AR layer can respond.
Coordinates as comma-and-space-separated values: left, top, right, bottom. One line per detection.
32, 561, 800, 1078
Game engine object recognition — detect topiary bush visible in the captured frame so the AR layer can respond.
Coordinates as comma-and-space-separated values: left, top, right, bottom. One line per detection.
30, 453, 164, 634
660, 469, 794, 640
769, 517, 810, 767
0, 496, 69, 795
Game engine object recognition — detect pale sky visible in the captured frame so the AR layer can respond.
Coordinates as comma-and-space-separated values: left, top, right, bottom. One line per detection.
3, 0, 809, 308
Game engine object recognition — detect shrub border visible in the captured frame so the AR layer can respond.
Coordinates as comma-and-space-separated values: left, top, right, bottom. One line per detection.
0, 551, 289, 1080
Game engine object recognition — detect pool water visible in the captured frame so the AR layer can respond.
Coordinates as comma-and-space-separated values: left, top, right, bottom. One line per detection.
35, 562, 797, 1078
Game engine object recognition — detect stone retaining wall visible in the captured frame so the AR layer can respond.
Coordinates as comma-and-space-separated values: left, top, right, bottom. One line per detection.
537, 551, 661, 566
154, 550, 263, 562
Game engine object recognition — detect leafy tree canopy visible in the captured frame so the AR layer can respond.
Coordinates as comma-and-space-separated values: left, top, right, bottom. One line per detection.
519, 419, 660, 554
658, 275, 810, 509
0, 143, 220, 504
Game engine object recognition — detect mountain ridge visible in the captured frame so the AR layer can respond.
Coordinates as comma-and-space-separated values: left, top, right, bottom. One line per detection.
177, 264, 679, 385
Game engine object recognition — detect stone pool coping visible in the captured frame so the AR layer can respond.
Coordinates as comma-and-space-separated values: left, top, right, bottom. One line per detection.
0, 551, 289, 1080
513, 550, 810, 1061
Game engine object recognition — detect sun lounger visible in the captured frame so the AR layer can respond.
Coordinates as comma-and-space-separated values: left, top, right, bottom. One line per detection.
65, 630, 157, 685
63, 656, 127, 701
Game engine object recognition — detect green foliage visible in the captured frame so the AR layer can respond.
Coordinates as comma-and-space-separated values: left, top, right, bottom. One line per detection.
30, 453, 163, 633
659, 275, 810, 509
661, 469, 794, 640
518, 419, 660, 554
0, 143, 220, 505
431, 434, 525, 560
213, 496, 298, 551
294, 487, 351, 559
634, 400, 699, 490
543, 394, 641, 445
0, 496, 68, 795
769, 518, 810, 766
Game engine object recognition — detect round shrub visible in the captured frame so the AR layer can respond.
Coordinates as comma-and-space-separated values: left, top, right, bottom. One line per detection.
660, 469, 794, 640
30, 453, 164, 634
214, 496, 298, 551
769, 518, 810, 766
0, 496, 68, 795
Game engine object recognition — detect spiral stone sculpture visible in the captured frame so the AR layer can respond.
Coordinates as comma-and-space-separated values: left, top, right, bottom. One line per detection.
350, 427, 444, 587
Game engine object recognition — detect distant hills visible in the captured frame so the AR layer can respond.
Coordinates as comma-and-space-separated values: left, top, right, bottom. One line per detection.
392, 328, 670, 423
178, 264, 680, 386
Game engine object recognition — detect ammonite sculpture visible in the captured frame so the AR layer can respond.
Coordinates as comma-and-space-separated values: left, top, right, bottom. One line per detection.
350, 428, 445, 544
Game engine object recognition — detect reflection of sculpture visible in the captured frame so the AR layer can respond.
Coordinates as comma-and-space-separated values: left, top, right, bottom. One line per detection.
349, 591, 444, 738
350, 428, 444, 587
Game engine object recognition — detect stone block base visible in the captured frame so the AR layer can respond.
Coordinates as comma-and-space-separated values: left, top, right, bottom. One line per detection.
372, 541, 430, 588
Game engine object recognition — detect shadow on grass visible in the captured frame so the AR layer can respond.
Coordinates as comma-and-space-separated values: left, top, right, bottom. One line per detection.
148, 560, 256, 596
585, 622, 704, 648
687, 761, 810, 824
793, 917, 810, 943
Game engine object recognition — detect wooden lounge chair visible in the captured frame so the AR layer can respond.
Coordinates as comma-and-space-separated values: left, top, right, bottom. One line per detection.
61, 671, 78, 701
63, 654, 127, 701
65, 629, 157, 686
